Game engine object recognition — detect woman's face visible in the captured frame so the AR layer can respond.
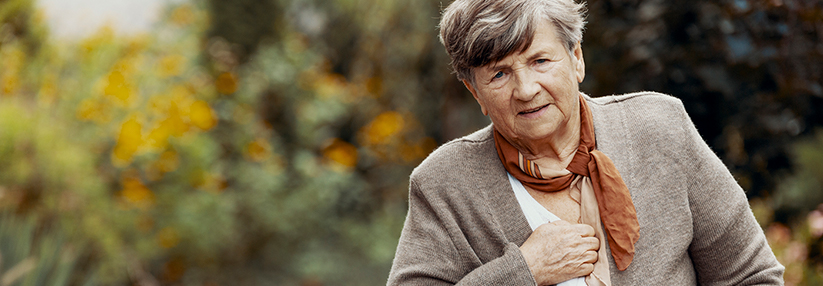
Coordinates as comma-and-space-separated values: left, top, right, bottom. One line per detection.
464, 19, 585, 148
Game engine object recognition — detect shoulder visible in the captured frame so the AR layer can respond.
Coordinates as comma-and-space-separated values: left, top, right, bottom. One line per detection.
586, 91, 679, 105
408, 125, 511, 211
586, 91, 693, 139
587, 91, 688, 120
586, 91, 704, 173
411, 125, 498, 186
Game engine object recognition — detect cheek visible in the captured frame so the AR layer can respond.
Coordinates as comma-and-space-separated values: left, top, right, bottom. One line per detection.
488, 106, 511, 122
483, 91, 512, 115
560, 96, 578, 118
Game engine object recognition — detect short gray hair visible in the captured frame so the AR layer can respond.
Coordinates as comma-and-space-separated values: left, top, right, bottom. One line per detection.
439, 0, 587, 82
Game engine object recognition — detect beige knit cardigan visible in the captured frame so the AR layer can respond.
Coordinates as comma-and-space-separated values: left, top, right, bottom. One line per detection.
387, 92, 784, 285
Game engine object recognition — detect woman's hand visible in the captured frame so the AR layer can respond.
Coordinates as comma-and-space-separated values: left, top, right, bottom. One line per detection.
519, 220, 600, 285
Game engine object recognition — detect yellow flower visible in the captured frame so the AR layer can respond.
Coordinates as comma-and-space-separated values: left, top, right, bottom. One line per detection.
323, 138, 358, 170
162, 102, 189, 137
189, 100, 217, 130
112, 117, 144, 165
158, 54, 186, 77
120, 175, 154, 209
362, 111, 405, 145
75, 98, 112, 123
104, 70, 135, 104
145, 122, 171, 150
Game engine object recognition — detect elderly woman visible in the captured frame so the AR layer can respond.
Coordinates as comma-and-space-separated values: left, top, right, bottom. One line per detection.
387, 0, 784, 285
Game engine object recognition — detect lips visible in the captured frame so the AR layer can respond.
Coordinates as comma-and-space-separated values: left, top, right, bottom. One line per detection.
518, 104, 550, 115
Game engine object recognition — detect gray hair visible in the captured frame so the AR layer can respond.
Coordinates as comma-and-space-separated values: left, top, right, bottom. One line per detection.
439, 0, 587, 83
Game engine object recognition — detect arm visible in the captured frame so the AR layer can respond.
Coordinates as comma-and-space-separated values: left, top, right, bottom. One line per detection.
387, 179, 537, 285
676, 104, 784, 285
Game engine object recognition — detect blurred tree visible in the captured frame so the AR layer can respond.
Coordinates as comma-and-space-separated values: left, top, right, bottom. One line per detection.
0, 0, 46, 53
205, 0, 280, 65
192, 0, 453, 282
583, 0, 823, 200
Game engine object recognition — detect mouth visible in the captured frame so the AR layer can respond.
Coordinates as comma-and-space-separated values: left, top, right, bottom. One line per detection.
518, 104, 550, 115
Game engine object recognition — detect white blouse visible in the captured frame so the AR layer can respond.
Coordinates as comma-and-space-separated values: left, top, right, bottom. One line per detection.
507, 172, 588, 286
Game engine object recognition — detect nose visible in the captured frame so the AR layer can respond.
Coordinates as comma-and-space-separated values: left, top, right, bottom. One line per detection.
513, 68, 540, 102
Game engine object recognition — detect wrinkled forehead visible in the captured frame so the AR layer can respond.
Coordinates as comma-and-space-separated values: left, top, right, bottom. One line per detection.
477, 19, 569, 72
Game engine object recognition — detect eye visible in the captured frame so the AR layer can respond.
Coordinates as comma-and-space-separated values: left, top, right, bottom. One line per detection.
533, 58, 552, 72
493, 71, 505, 79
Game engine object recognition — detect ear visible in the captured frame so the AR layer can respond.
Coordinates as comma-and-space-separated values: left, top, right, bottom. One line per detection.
462, 79, 488, 116
573, 41, 585, 83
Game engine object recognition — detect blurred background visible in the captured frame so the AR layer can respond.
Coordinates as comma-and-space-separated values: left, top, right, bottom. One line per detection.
0, 0, 821, 284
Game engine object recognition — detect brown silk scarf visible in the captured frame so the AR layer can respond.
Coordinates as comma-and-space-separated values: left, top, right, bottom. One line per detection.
493, 94, 639, 271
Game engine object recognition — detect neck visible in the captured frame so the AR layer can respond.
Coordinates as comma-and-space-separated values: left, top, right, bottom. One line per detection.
513, 103, 581, 173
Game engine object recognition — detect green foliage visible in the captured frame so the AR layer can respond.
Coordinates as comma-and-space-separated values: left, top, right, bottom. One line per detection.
0, 214, 80, 286
775, 130, 823, 217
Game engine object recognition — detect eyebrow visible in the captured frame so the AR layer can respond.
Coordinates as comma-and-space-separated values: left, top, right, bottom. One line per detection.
485, 49, 551, 72
486, 62, 509, 72
525, 51, 547, 62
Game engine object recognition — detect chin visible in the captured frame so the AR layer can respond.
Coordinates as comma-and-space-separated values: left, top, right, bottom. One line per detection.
532, 121, 561, 137
512, 128, 557, 144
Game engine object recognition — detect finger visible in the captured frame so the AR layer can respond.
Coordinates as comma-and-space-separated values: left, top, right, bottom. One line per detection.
577, 262, 595, 276
583, 250, 598, 263
581, 237, 600, 250
574, 224, 595, 237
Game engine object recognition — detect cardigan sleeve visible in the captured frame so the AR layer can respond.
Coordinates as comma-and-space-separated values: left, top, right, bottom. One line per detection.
674, 103, 785, 285
386, 179, 537, 285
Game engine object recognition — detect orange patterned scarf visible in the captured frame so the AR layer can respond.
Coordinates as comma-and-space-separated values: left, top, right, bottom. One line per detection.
493, 94, 639, 271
